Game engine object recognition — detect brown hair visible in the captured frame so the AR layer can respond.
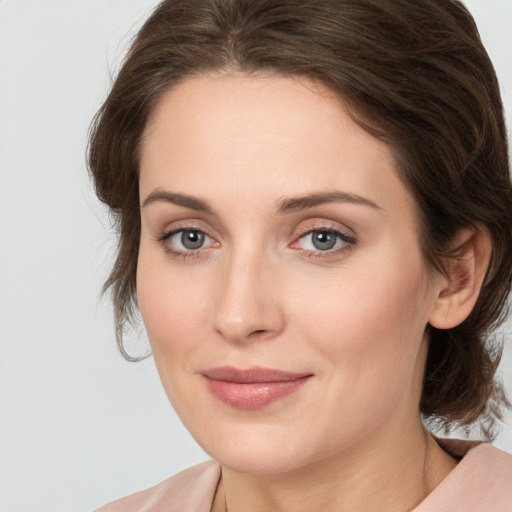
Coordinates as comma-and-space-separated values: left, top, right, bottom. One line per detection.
88, 0, 512, 437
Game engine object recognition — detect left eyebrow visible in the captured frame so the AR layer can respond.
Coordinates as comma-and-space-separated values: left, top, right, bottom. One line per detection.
276, 191, 382, 214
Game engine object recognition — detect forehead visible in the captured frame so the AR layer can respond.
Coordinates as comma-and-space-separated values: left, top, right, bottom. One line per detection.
139, 73, 414, 219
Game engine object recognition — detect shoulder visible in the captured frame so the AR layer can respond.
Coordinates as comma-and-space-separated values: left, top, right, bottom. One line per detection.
415, 442, 512, 512
95, 460, 221, 512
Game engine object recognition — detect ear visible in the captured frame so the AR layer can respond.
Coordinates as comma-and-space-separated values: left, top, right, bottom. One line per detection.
428, 226, 492, 330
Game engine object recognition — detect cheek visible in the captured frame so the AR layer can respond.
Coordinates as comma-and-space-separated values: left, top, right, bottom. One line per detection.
289, 250, 432, 392
136, 248, 209, 368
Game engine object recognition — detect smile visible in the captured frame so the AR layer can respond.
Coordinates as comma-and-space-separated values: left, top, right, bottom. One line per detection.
202, 366, 313, 410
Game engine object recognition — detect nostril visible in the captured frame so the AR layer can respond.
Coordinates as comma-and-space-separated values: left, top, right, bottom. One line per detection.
249, 329, 267, 337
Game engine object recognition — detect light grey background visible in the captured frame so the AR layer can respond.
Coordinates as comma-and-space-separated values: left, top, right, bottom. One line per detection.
0, 1, 511, 511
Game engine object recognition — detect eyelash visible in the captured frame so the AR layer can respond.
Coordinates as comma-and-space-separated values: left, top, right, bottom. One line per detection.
293, 227, 356, 258
157, 228, 217, 259
157, 225, 356, 260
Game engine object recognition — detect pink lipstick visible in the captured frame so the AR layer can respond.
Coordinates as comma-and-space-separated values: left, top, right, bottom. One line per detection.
202, 366, 312, 410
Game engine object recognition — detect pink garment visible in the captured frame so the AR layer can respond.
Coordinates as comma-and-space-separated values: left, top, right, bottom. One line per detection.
96, 441, 512, 512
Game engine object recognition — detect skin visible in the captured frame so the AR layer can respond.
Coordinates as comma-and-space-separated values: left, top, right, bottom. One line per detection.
136, 73, 488, 511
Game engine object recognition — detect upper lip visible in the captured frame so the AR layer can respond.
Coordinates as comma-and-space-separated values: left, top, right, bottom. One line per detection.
202, 366, 312, 383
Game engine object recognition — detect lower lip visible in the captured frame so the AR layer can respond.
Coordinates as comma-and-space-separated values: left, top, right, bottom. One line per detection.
204, 376, 312, 410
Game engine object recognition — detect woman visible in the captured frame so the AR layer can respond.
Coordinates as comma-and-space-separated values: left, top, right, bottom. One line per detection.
89, 0, 512, 510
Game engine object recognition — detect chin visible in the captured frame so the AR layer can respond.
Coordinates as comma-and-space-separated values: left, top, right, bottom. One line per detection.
214, 447, 310, 475
192, 422, 325, 475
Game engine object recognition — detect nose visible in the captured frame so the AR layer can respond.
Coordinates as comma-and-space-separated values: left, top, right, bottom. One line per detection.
212, 250, 286, 344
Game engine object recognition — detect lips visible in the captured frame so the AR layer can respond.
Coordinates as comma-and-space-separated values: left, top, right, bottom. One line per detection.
202, 366, 313, 410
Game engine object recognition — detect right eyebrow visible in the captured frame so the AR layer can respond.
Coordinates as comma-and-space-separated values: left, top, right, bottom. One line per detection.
141, 190, 215, 214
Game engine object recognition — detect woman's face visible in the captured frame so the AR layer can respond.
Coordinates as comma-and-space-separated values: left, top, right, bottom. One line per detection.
137, 73, 443, 473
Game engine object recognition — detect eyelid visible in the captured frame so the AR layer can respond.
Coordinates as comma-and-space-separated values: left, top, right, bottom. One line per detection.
156, 222, 220, 259
289, 221, 357, 257
157, 228, 214, 244
155, 218, 217, 241
293, 228, 355, 247
293, 219, 356, 242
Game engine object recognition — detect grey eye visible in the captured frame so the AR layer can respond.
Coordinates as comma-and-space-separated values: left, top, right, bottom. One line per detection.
180, 230, 205, 250
310, 231, 338, 251
297, 229, 348, 252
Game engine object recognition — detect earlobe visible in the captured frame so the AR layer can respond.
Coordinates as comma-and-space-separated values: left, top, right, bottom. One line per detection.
428, 226, 492, 330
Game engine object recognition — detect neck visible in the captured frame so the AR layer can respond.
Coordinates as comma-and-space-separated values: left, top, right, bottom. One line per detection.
213, 420, 457, 512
